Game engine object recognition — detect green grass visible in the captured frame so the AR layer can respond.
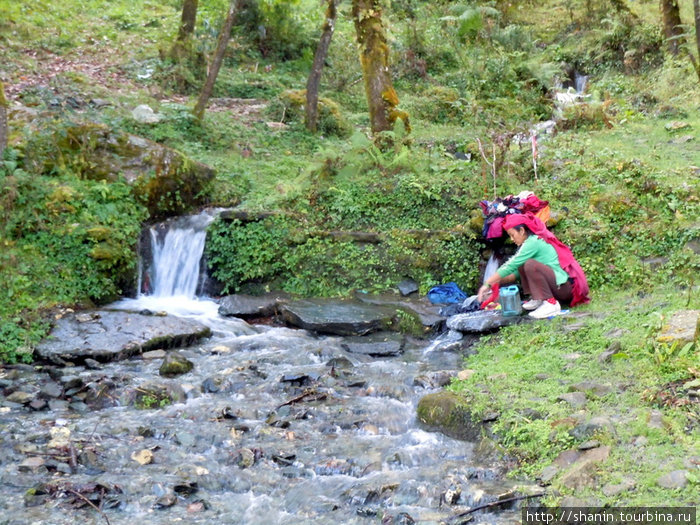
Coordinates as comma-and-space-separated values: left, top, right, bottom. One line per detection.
449, 286, 700, 505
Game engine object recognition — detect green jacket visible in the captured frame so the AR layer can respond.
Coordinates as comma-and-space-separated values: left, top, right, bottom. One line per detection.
497, 235, 569, 285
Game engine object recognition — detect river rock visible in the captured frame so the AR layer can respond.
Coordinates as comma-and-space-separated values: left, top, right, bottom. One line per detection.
218, 293, 284, 318
446, 310, 525, 333
35, 310, 211, 364
6, 391, 36, 405
354, 292, 444, 332
416, 391, 483, 441
279, 299, 397, 336
159, 352, 194, 377
341, 332, 405, 357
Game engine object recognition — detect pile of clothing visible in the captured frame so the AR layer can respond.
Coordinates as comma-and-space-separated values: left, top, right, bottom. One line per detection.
480, 191, 550, 240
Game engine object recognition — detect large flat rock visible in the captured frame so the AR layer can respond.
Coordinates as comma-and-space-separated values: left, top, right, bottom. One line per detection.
446, 310, 525, 333
218, 293, 286, 318
279, 299, 397, 336
35, 310, 211, 364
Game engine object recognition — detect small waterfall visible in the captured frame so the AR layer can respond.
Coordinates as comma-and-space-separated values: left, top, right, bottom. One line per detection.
113, 209, 221, 317
147, 213, 213, 298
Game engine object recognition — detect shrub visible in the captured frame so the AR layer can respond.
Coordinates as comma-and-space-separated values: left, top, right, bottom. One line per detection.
267, 89, 352, 138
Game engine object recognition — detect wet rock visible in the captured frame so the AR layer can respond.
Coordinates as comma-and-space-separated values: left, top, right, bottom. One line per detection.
413, 370, 456, 388
446, 310, 525, 333
29, 399, 48, 411
143, 349, 167, 360
236, 448, 256, 468
657, 470, 688, 489
18, 457, 46, 472
131, 449, 154, 465
159, 352, 194, 377
201, 377, 221, 393
39, 382, 63, 399
36, 310, 211, 364
326, 356, 354, 369
175, 432, 197, 448
6, 391, 35, 405
154, 493, 177, 509
442, 485, 462, 505
218, 293, 283, 318
280, 299, 397, 336
342, 333, 405, 357
416, 391, 482, 441
128, 381, 186, 408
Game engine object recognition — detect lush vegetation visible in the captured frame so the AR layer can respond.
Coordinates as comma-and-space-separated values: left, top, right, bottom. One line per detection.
0, 0, 698, 507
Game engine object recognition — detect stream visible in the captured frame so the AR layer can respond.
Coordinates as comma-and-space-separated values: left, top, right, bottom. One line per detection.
0, 213, 527, 525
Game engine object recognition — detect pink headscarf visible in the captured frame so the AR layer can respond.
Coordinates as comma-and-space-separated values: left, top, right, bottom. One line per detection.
503, 213, 590, 306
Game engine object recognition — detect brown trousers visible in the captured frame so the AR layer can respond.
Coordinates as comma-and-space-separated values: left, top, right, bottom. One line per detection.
520, 259, 573, 303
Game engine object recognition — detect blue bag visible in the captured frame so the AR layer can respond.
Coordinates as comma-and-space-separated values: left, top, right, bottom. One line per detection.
427, 282, 468, 304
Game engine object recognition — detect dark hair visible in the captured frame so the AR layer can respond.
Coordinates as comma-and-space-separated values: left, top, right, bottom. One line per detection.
512, 224, 533, 236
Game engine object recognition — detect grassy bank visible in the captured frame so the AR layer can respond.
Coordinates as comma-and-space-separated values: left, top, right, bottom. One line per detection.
449, 285, 699, 506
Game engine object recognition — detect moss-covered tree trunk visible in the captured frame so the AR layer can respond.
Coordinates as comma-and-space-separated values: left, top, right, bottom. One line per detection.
169, 0, 199, 59
0, 82, 7, 159
660, 0, 684, 56
694, 0, 700, 80
193, 0, 240, 120
352, 0, 409, 134
305, 0, 338, 133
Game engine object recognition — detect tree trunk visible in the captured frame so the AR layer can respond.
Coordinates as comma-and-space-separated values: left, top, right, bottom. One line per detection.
193, 1, 239, 120
0, 82, 8, 159
694, 0, 700, 80
352, 0, 409, 134
660, 0, 684, 56
169, 0, 199, 59
177, 0, 198, 42
305, 0, 338, 133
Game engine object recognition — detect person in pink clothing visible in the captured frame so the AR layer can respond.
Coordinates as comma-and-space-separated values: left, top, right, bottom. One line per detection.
477, 212, 590, 319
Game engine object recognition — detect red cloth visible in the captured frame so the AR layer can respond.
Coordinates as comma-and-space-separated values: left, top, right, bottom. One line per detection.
480, 282, 500, 310
503, 213, 590, 306
519, 195, 549, 213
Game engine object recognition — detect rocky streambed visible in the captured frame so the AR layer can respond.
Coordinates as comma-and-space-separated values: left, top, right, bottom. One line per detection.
1, 297, 539, 525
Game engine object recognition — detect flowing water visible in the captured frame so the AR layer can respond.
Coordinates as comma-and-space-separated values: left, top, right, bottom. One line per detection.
0, 212, 526, 525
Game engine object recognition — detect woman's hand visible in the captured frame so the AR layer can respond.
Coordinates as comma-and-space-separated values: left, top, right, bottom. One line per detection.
477, 284, 491, 302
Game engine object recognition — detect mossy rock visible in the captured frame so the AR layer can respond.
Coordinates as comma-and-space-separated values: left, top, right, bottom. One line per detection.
24, 122, 216, 219
159, 351, 194, 377
416, 391, 483, 441
269, 89, 352, 138
89, 242, 122, 261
